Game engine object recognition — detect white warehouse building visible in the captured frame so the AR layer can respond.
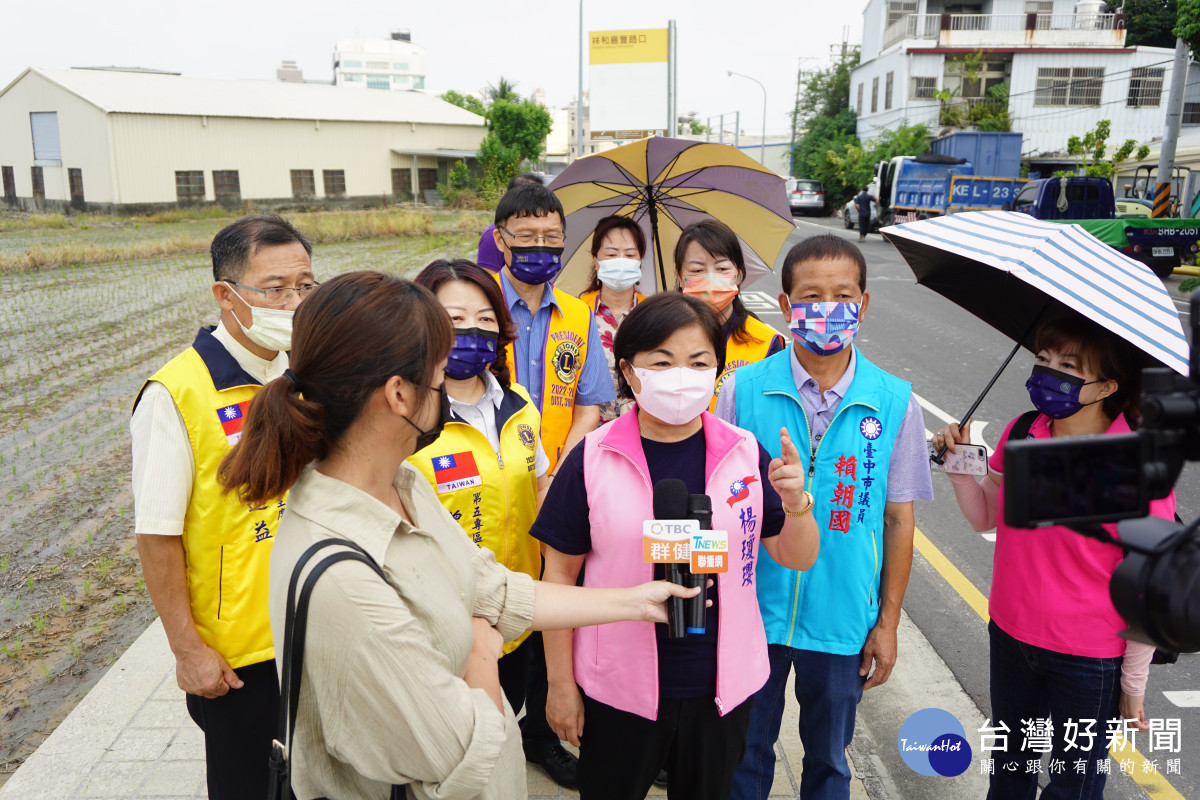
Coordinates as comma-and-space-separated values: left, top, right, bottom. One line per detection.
851, 0, 1200, 160
0, 66, 485, 212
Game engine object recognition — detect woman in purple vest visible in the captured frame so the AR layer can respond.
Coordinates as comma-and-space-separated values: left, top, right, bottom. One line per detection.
532, 292, 822, 800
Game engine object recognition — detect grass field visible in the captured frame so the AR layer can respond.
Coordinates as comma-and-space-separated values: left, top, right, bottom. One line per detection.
0, 209, 484, 780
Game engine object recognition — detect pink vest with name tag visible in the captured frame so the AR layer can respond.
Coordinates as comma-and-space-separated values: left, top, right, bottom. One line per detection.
577, 408, 770, 720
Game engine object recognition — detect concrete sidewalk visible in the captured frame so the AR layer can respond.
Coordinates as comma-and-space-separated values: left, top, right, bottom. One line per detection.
0, 612, 987, 799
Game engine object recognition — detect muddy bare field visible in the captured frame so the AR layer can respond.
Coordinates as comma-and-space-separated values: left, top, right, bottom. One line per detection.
0, 224, 479, 781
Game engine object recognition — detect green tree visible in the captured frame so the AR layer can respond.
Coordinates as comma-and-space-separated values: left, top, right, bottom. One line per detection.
485, 77, 521, 104
440, 90, 487, 118
1063, 119, 1151, 178
1111, 0, 1178, 48
790, 47, 862, 204
1175, 0, 1200, 51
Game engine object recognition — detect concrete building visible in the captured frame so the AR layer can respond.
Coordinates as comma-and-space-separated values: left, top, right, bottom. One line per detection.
850, 0, 1200, 159
333, 31, 426, 92
0, 66, 486, 212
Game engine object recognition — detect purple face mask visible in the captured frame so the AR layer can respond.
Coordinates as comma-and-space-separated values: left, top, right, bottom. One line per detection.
1025, 364, 1100, 419
509, 245, 564, 285
445, 328, 499, 380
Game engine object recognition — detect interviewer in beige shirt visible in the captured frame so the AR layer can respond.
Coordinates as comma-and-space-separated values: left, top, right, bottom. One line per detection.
219, 270, 700, 800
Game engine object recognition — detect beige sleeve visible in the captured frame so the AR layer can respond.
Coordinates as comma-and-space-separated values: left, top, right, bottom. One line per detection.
466, 540, 537, 644
310, 561, 514, 800
130, 381, 194, 536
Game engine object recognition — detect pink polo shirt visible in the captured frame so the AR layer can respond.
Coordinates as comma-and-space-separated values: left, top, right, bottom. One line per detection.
989, 412, 1176, 658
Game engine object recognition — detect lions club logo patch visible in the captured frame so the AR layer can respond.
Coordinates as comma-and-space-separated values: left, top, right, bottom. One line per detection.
860, 416, 883, 440
517, 424, 536, 450
553, 340, 581, 385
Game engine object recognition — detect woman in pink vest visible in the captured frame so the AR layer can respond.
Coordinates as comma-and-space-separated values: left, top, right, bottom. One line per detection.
935, 315, 1177, 800
532, 292, 822, 800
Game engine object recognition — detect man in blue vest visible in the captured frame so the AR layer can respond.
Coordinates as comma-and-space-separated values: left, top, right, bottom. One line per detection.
718, 234, 933, 800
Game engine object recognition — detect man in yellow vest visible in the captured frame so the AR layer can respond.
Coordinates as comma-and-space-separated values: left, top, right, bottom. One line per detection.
131, 215, 316, 800
492, 182, 614, 786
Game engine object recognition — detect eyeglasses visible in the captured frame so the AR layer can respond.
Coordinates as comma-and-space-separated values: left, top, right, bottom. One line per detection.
226, 281, 320, 307
497, 225, 566, 247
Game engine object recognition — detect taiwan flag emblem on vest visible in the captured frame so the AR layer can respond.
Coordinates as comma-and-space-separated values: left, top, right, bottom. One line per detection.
432, 452, 482, 494
216, 401, 251, 446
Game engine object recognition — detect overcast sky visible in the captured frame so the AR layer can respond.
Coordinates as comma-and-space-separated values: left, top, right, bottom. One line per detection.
6, 1, 864, 138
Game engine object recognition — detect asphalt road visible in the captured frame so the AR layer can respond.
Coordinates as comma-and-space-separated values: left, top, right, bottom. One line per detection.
748, 214, 1200, 800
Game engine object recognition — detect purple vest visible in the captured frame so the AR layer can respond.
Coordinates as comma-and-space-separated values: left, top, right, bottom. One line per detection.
577, 409, 770, 719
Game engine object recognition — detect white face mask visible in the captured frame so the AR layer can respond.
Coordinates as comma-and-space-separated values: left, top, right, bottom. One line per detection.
596, 257, 642, 292
631, 366, 717, 426
225, 283, 294, 352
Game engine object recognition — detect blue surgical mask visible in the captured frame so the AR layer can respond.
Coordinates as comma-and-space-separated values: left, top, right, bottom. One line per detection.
445, 327, 499, 380
1025, 365, 1101, 419
789, 302, 860, 356
509, 245, 564, 285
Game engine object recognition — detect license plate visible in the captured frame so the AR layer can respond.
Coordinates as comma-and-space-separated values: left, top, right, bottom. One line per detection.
1152, 246, 1174, 257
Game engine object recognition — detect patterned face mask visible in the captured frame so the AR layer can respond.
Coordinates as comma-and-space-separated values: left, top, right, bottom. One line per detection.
789, 302, 861, 356
1025, 364, 1101, 419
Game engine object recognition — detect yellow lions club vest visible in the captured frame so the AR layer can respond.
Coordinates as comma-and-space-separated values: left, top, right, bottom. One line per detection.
408, 383, 541, 655
134, 327, 281, 669
710, 315, 783, 413
496, 273, 592, 472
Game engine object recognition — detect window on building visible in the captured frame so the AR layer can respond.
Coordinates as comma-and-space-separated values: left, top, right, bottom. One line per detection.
1127, 66, 1165, 108
1184, 102, 1200, 125
885, 72, 894, 110
323, 170, 346, 197
367, 76, 390, 90
68, 168, 84, 206
887, 0, 918, 26
392, 167, 413, 200
392, 62, 409, 70
345, 73, 364, 82
414, 77, 425, 90
366, 61, 388, 70
213, 170, 241, 201
291, 170, 316, 199
871, 77, 879, 113
31, 166, 45, 199
342, 60, 363, 68
1035, 67, 1104, 106
175, 170, 205, 201
857, 83, 864, 115
911, 76, 938, 99
2, 167, 15, 200
29, 112, 62, 163
393, 75, 410, 87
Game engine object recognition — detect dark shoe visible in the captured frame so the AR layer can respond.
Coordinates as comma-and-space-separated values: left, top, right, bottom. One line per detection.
654, 768, 669, 787
525, 740, 578, 789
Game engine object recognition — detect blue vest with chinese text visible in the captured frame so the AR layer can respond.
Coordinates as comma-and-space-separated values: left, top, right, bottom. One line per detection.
733, 347, 911, 655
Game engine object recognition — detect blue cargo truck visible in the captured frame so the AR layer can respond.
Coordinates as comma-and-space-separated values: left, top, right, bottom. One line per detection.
856, 131, 1026, 229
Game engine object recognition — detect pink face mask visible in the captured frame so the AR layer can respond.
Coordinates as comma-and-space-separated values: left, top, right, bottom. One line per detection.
631, 366, 718, 425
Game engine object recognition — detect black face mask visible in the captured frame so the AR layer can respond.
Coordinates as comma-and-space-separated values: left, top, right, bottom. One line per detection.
405, 383, 451, 451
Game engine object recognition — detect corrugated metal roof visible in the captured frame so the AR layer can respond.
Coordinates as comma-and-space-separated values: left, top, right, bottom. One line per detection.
8, 67, 485, 127
391, 148, 478, 158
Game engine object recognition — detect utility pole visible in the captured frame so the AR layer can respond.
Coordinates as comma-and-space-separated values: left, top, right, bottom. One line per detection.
1153, 38, 1189, 217
576, 0, 584, 161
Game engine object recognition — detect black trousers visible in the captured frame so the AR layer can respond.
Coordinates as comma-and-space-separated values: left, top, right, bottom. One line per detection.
185, 659, 279, 800
518, 631, 557, 746
498, 634, 534, 714
576, 689, 752, 800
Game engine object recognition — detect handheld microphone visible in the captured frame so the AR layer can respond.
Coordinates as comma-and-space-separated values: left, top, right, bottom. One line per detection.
652, 478, 689, 639
685, 493, 713, 634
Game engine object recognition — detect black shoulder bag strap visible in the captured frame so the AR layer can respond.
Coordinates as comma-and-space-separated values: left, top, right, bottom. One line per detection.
1005, 411, 1180, 667
269, 537, 405, 800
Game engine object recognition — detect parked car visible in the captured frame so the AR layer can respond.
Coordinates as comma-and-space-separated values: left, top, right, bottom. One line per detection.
843, 196, 879, 231
788, 179, 826, 216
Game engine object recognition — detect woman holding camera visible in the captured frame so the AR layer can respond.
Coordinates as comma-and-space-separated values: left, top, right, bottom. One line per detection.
219, 272, 703, 800
534, 292, 820, 800
935, 315, 1176, 800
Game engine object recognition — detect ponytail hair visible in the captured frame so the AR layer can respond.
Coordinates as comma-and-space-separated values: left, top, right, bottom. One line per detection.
219, 271, 453, 505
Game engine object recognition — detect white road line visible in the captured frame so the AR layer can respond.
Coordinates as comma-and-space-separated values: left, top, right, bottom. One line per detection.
1162, 691, 1200, 707
981, 533, 997, 543
917, 391, 992, 455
